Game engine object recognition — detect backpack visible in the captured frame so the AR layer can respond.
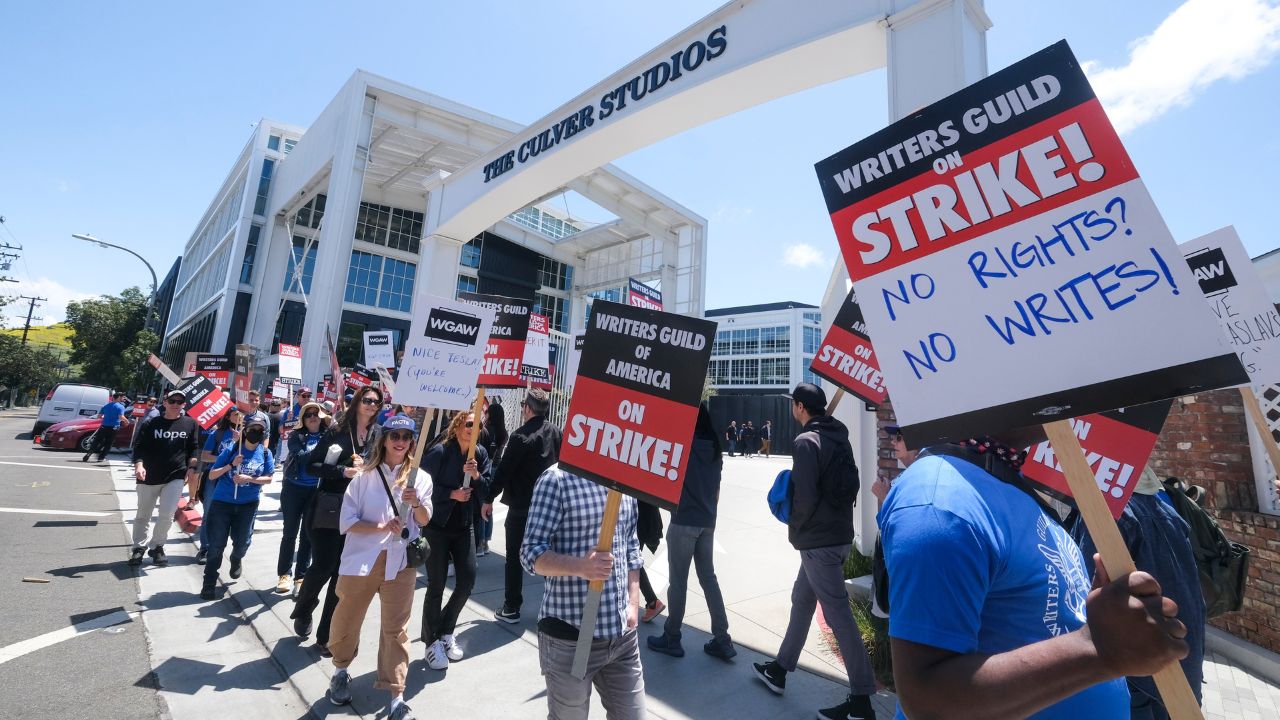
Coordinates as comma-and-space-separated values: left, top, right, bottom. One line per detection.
1161, 477, 1250, 617
767, 469, 791, 523
822, 438, 860, 508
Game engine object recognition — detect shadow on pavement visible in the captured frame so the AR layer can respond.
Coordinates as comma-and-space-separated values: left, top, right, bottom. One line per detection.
48, 559, 137, 581
144, 655, 295, 695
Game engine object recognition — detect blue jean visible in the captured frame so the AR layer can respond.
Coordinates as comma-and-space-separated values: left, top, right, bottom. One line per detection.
276, 481, 315, 577
663, 523, 730, 643
203, 500, 258, 588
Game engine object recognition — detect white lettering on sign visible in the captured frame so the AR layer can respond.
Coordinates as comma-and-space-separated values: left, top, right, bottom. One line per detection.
565, 412, 684, 481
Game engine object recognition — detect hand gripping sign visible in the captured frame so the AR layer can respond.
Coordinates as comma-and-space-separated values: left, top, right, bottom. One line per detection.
814, 41, 1245, 720
458, 291, 534, 388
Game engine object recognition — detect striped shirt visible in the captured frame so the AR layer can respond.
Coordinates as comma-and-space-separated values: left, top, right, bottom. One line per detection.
520, 465, 642, 639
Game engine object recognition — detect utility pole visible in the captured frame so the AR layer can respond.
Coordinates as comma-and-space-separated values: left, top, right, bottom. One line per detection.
18, 295, 45, 345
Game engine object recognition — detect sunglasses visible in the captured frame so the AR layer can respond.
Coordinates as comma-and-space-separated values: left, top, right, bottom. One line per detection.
303, 412, 319, 420
360, 396, 380, 406
165, 398, 185, 405
386, 431, 414, 442
463, 421, 474, 428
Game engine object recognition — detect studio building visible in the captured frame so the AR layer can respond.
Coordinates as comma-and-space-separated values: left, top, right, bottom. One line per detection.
161, 70, 707, 385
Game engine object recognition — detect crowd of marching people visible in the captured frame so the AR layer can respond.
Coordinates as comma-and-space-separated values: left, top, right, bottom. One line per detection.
98, 369, 1222, 720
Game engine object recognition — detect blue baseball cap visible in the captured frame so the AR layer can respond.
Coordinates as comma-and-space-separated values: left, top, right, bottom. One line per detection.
383, 415, 416, 435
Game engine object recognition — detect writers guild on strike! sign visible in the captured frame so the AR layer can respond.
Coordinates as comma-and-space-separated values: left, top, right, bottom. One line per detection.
176, 375, 233, 430
457, 291, 533, 388
814, 40, 1244, 446
558, 300, 715, 510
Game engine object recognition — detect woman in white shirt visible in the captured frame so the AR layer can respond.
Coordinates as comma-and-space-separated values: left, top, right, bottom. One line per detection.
325, 415, 432, 720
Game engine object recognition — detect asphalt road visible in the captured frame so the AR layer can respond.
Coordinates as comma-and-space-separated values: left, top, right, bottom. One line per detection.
0, 408, 167, 719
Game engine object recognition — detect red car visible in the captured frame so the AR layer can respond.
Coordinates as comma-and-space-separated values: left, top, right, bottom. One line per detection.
36, 416, 138, 453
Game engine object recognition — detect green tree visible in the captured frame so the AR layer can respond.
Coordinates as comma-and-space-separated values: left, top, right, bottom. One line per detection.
65, 287, 159, 391
0, 334, 65, 403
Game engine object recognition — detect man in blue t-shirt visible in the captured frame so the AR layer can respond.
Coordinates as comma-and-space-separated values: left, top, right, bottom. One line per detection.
878, 430, 1189, 720
83, 391, 128, 462
199, 411, 274, 600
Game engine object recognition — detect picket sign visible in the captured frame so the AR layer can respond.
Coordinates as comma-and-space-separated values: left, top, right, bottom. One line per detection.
571, 489, 624, 679
147, 353, 182, 386
1241, 387, 1280, 482
463, 389, 486, 489
1043, 421, 1202, 720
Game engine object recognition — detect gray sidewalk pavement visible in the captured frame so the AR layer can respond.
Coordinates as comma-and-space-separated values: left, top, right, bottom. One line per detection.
93, 451, 1280, 719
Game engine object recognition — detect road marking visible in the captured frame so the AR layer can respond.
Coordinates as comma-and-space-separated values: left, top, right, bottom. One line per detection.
0, 460, 110, 472
0, 610, 139, 665
0, 507, 111, 517
14, 481, 51, 488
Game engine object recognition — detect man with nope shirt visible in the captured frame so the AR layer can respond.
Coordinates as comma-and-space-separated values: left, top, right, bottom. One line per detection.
878, 428, 1189, 719
129, 389, 200, 567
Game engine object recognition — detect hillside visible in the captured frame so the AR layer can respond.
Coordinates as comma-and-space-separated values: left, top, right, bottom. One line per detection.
1, 322, 73, 350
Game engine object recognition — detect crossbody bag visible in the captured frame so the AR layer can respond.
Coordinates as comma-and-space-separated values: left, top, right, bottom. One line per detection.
376, 466, 430, 568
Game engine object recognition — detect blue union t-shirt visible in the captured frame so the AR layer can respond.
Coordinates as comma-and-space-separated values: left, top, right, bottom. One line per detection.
211, 444, 274, 505
878, 454, 1128, 719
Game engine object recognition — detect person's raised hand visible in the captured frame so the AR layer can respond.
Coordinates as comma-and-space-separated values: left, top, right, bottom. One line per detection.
1082, 553, 1189, 677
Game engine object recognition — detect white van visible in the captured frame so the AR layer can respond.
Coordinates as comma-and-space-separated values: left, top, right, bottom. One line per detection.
33, 384, 112, 436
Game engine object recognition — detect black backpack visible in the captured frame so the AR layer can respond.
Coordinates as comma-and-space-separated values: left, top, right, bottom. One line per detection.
1161, 477, 1249, 617
821, 438, 860, 507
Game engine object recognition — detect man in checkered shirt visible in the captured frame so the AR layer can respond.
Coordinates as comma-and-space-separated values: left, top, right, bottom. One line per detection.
520, 464, 645, 719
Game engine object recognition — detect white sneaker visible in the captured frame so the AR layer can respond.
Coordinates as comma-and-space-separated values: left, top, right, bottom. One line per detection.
447, 563, 455, 578
442, 633, 464, 661
425, 639, 449, 670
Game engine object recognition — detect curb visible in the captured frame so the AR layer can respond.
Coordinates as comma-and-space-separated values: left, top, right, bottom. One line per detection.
1206, 626, 1280, 685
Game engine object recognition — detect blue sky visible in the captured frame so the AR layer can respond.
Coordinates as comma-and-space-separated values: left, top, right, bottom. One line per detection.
2, 0, 1277, 324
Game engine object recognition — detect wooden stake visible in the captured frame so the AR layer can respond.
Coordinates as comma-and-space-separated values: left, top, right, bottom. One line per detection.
826, 387, 846, 416
1240, 387, 1280, 482
464, 389, 486, 488
571, 488, 624, 679
404, 407, 435, 487
1043, 420, 1203, 720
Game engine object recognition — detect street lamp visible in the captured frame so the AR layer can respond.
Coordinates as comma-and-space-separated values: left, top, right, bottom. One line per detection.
71, 233, 159, 334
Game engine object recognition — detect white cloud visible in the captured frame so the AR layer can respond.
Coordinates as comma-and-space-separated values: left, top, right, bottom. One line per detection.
1083, 0, 1280, 135
3, 277, 98, 325
783, 242, 828, 269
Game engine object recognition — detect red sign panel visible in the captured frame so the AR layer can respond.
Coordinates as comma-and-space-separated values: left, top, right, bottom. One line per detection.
458, 291, 534, 388
1021, 399, 1172, 519
810, 287, 887, 406
177, 375, 233, 430
558, 300, 715, 510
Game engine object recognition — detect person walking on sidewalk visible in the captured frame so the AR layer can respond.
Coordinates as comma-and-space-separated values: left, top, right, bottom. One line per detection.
274, 402, 330, 594
482, 388, 562, 624
752, 383, 879, 720
725, 420, 738, 457
128, 389, 199, 567
647, 403, 735, 661
195, 408, 242, 564
84, 391, 128, 462
636, 501, 666, 624
759, 420, 772, 457
325, 415, 432, 720
420, 409, 491, 670
521, 465, 645, 719
291, 385, 382, 654
199, 411, 275, 600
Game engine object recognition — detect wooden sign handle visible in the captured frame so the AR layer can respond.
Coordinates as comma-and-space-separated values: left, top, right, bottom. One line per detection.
1240, 387, 1280, 482
405, 407, 435, 486
826, 387, 846, 416
588, 489, 624, 592
1043, 420, 1203, 720
571, 489, 625, 679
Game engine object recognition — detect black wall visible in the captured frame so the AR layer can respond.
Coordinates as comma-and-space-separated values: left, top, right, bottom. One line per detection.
477, 231, 538, 300
708, 394, 800, 455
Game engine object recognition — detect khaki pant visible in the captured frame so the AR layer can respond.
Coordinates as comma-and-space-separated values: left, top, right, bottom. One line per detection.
760, 438, 771, 456
327, 552, 416, 694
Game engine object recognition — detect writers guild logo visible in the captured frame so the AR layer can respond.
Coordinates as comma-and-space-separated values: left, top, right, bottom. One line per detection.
1187, 247, 1237, 296
425, 308, 482, 347
367, 335, 390, 346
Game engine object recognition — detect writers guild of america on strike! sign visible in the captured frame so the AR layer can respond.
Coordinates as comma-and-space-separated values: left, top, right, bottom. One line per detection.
814, 40, 1245, 447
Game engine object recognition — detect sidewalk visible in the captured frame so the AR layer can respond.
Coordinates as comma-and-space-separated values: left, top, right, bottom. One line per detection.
105, 452, 1280, 719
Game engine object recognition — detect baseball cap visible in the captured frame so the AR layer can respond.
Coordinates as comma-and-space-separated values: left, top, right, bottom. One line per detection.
884, 424, 902, 436
164, 388, 187, 401
243, 411, 270, 430
784, 382, 827, 411
383, 415, 417, 435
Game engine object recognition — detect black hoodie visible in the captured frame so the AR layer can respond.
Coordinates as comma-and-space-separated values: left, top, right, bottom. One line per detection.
788, 414, 857, 550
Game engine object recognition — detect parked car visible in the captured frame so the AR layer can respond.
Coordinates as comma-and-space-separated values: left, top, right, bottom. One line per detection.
32, 383, 112, 436
36, 416, 137, 453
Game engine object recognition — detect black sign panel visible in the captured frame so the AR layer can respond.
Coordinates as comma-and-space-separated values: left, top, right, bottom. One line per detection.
1186, 247, 1238, 296
424, 306, 484, 347
576, 300, 716, 402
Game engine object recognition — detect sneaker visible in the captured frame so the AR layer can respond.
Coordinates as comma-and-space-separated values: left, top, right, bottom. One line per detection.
447, 563, 455, 578
229, 557, 242, 579
442, 633, 464, 661
704, 636, 737, 661
127, 548, 145, 566
388, 701, 415, 720
82, 453, 90, 463
327, 670, 352, 706
195, 548, 207, 565
275, 575, 291, 593
641, 599, 665, 623
199, 585, 215, 601
646, 633, 685, 657
476, 542, 488, 558
293, 578, 303, 597
752, 660, 787, 695
148, 546, 168, 566
494, 605, 520, 624
818, 693, 876, 720
425, 639, 449, 670
316, 642, 332, 658
293, 614, 313, 639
